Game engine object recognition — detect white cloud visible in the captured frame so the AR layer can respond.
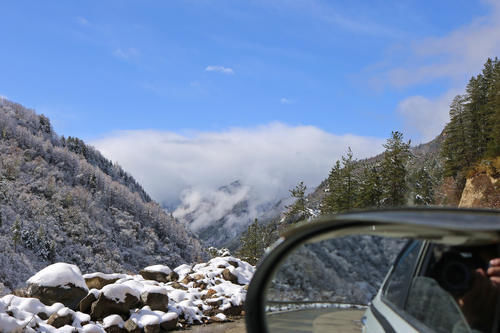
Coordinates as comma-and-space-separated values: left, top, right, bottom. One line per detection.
76, 16, 89, 26
397, 89, 460, 143
205, 65, 234, 75
280, 98, 294, 105
113, 48, 140, 60
91, 123, 385, 229
386, 1, 500, 87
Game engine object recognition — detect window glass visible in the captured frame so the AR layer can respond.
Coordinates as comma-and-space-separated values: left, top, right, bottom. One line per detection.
383, 240, 421, 309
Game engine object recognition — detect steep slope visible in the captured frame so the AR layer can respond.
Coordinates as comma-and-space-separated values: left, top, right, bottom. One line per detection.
0, 100, 204, 290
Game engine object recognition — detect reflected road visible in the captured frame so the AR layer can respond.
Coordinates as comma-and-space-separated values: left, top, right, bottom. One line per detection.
266, 308, 364, 333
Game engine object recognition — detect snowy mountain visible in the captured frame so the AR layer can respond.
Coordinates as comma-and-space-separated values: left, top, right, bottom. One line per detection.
174, 180, 288, 251
0, 100, 204, 290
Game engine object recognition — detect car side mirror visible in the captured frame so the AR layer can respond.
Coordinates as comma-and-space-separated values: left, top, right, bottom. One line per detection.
244, 209, 500, 333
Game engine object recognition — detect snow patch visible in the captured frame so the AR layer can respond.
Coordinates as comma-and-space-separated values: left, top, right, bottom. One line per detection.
101, 284, 140, 303
83, 272, 127, 280
102, 314, 124, 328
27, 263, 88, 291
143, 265, 172, 275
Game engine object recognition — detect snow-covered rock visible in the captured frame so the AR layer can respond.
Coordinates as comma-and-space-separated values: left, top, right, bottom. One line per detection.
0, 257, 255, 331
27, 263, 88, 291
26, 263, 89, 310
140, 264, 179, 283
83, 272, 126, 290
90, 284, 141, 320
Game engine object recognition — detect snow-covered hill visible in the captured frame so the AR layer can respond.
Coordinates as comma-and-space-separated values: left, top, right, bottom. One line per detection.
0, 100, 204, 290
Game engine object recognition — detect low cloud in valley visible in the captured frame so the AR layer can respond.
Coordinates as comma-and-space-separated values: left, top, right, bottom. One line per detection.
92, 123, 386, 229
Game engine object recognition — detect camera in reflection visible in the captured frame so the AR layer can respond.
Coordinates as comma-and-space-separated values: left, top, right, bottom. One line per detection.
430, 251, 487, 297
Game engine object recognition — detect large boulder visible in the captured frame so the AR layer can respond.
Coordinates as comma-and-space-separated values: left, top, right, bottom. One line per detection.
222, 269, 239, 284
129, 308, 178, 332
223, 303, 244, 316
139, 265, 178, 283
47, 310, 73, 328
79, 292, 98, 313
90, 284, 141, 320
27, 263, 88, 310
83, 273, 125, 290
123, 319, 141, 333
160, 313, 178, 331
103, 314, 126, 333
140, 288, 169, 311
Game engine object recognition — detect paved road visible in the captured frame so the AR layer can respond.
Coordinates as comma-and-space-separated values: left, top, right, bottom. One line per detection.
266, 308, 364, 333
185, 308, 364, 332
186, 319, 247, 333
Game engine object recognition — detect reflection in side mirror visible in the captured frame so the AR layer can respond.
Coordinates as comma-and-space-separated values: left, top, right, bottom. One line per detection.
264, 235, 405, 333
244, 210, 500, 333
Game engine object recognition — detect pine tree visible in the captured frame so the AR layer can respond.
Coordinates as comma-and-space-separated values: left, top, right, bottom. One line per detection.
380, 131, 412, 207
285, 181, 310, 220
237, 218, 265, 265
341, 148, 358, 210
411, 167, 434, 206
486, 59, 500, 157
442, 95, 470, 177
321, 148, 359, 214
321, 160, 342, 215
357, 163, 383, 208
11, 217, 21, 252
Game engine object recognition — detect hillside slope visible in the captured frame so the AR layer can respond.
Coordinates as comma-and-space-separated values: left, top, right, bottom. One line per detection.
0, 100, 204, 290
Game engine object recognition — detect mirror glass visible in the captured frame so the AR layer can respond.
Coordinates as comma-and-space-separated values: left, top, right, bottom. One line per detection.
264, 234, 500, 333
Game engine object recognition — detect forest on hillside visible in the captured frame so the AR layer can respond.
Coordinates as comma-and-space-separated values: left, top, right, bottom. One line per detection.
442, 57, 500, 188
0, 100, 204, 290
237, 57, 500, 265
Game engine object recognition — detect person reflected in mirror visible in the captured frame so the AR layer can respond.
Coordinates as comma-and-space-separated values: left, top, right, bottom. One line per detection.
457, 256, 500, 332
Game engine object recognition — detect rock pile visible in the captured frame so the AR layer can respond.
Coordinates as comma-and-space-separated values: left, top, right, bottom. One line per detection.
0, 257, 254, 332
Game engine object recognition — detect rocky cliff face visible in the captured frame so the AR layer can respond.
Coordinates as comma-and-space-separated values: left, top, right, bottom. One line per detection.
459, 161, 500, 209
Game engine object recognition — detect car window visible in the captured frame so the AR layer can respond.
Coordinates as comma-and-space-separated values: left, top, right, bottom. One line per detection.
405, 276, 470, 333
383, 240, 422, 309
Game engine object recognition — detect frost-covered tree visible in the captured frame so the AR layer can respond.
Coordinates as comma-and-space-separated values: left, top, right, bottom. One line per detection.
237, 218, 266, 265
11, 217, 21, 252
411, 167, 435, 206
380, 131, 412, 207
0, 99, 205, 289
285, 181, 310, 220
321, 148, 359, 214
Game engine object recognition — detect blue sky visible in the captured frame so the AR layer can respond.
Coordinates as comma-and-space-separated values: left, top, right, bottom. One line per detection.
2, 1, 500, 215
1, 0, 495, 140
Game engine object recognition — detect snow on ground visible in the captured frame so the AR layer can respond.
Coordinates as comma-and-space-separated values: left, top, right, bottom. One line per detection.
0, 256, 255, 332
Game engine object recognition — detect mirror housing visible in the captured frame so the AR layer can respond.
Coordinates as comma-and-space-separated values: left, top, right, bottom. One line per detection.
244, 208, 500, 333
